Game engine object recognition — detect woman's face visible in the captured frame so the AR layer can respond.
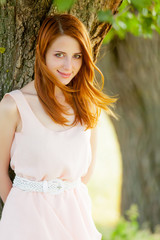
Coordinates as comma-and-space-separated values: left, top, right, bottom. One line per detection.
45, 35, 83, 85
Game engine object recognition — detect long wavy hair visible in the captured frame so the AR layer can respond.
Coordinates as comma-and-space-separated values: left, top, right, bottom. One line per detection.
34, 14, 118, 130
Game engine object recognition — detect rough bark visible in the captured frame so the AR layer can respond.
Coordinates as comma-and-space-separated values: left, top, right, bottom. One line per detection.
97, 32, 160, 230
0, 0, 122, 218
0, 0, 52, 98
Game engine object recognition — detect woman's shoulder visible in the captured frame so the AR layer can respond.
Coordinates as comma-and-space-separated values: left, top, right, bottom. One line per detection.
20, 80, 37, 96
0, 92, 19, 130
1, 91, 17, 113
0, 80, 35, 114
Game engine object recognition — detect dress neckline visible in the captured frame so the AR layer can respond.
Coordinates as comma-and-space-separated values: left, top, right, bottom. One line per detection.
17, 89, 79, 134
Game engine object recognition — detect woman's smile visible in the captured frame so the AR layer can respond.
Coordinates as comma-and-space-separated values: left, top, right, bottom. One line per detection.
57, 70, 72, 78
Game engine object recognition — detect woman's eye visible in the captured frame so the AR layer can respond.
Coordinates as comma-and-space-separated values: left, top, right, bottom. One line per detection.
74, 54, 82, 59
55, 53, 64, 58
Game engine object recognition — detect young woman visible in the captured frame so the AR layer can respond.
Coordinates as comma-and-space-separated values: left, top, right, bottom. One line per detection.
0, 14, 117, 239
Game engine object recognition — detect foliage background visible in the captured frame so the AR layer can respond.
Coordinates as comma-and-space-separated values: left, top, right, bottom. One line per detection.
98, 0, 160, 43
95, 0, 160, 238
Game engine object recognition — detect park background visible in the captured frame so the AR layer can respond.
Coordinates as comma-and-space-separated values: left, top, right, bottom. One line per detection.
0, 0, 160, 239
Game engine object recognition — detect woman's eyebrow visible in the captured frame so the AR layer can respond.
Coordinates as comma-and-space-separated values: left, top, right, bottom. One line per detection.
54, 50, 82, 54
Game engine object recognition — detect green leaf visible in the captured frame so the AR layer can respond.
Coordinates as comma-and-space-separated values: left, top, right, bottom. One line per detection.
0, 47, 6, 54
157, 15, 160, 26
126, 204, 139, 222
118, 21, 127, 29
53, 0, 75, 12
118, 0, 130, 12
142, 8, 149, 16
131, 0, 152, 10
97, 10, 114, 24
103, 28, 115, 44
140, 16, 153, 32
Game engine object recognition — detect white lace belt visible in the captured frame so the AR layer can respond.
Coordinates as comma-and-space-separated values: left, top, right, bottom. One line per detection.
13, 175, 81, 195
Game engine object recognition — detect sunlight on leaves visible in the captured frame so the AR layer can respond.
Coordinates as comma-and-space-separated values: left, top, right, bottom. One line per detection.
99, 0, 160, 44
131, 0, 152, 10
99, 205, 160, 240
53, 0, 75, 12
103, 28, 115, 44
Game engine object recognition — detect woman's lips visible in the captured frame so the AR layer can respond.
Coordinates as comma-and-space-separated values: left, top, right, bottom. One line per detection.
57, 70, 72, 78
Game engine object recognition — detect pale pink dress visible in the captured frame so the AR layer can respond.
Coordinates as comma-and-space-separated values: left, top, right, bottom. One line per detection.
0, 89, 102, 240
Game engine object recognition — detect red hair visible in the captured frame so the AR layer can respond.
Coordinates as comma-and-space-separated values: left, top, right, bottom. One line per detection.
34, 14, 118, 130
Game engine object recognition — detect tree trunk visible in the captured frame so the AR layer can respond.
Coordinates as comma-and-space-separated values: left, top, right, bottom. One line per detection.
0, 0, 122, 218
97, 32, 160, 231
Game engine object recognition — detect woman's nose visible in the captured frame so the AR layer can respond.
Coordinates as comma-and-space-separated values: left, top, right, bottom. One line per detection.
63, 57, 72, 70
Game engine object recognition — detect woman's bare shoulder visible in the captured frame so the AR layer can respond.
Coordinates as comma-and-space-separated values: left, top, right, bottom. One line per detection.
20, 80, 37, 96
0, 80, 36, 128
0, 80, 35, 110
0, 94, 19, 132
0, 94, 19, 126
0, 93, 17, 113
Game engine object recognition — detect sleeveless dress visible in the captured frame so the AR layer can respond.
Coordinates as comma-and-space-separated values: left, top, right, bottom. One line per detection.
0, 89, 102, 240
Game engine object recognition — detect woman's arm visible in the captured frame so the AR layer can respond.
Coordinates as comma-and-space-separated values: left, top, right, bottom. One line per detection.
81, 125, 98, 184
0, 95, 18, 203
